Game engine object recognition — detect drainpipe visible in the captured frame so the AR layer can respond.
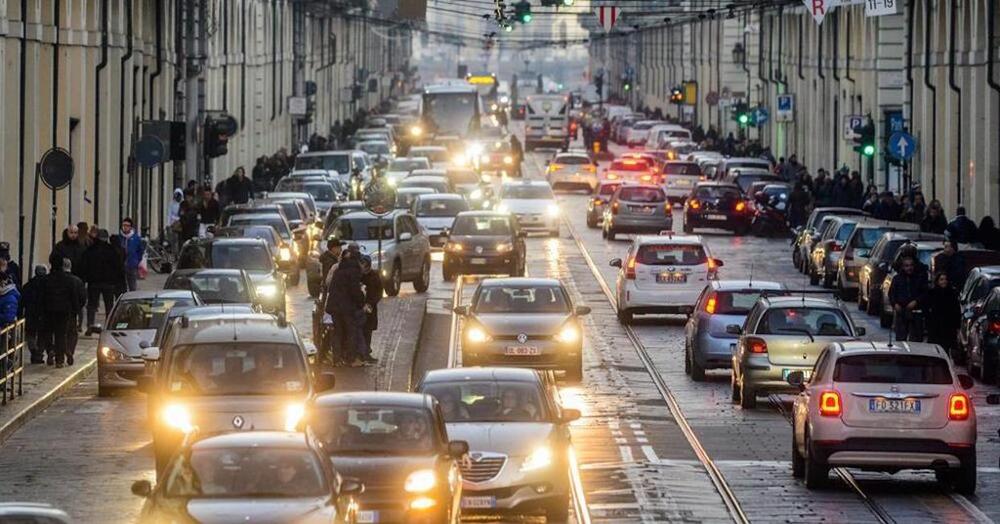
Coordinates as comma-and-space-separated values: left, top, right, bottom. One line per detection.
988, 0, 1000, 208
52, 0, 60, 245
845, 11, 855, 86
798, 17, 805, 81
242, 3, 248, 128
924, 0, 937, 200
758, 9, 768, 140
148, 0, 163, 233
832, 11, 840, 167
948, 0, 962, 204
222, 0, 229, 111
906, 0, 916, 191
93, 0, 109, 224
272, 0, 278, 120
775, 8, 786, 89
118, 0, 134, 223
17, 0, 28, 275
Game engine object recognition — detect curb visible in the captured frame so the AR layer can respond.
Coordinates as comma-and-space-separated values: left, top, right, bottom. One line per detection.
405, 299, 429, 392
0, 360, 97, 446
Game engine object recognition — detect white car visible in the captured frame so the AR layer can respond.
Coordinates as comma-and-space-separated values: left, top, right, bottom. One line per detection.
790, 341, 977, 494
408, 145, 450, 170
384, 157, 431, 184
412, 193, 469, 247
546, 151, 598, 192
610, 234, 721, 324
497, 180, 560, 237
623, 120, 665, 147
646, 124, 692, 149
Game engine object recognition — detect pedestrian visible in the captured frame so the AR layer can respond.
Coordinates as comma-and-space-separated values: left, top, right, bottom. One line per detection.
923, 272, 961, 358
178, 191, 200, 245
40, 253, 81, 367
936, 239, 968, 290
53, 225, 85, 279
198, 186, 221, 235
62, 257, 87, 359
77, 222, 93, 249
252, 156, 271, 194
359, 255, 382, 364
920, 200, 948, 234
226, 167, 255, 205
905, 192, 927, 224
978, 216, 1000, 250
19, 265, 47, 364
79, 229, 125, 333
872, 191, 902, 220
330, 120, 342, 149
0, 242, 21, 291
118, 217, 145, 292
846, 171, 865, 209
319, 239, 344, 282
325, 252, 366, 367
946, 206, 979, 244
787, 182, 810, 229
0, 275, 19, 330
830, 174, 852, 207
888, 256, 928, 342
87, 224, 99, 245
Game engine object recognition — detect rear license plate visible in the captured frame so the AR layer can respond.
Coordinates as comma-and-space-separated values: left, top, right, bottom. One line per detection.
470, 258, 487, 265
634, 206, 655, 215
656, 272, 687, 284
462, 496, 497, 509
782, 368, 811, 381
505, 346, 540, 356
869, 398, 921, 414
357, 510, 379, 523
707, 214, 728, 221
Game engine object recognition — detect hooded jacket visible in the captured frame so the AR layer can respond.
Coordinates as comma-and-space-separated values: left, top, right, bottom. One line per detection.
0, 281, 19, 325
325, 257, 365, 315
168, 188, 183, 225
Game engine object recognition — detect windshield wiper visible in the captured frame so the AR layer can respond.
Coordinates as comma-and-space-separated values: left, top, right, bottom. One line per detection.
775, 328, 815, 343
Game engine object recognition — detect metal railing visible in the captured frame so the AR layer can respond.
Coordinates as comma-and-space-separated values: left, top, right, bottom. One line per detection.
1, 319, 25, 406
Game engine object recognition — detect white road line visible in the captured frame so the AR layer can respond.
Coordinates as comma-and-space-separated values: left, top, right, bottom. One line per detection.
641, 445, 660, 463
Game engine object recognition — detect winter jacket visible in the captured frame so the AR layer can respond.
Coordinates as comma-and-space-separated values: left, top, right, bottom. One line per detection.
0, 283, 19, 326
361, 269, 383, 331
120, 232, 145, 269
53, 233, 85, 276
946, 216, 979, 244
41, 268, 80, 315
226, 175, 255, 205
920, 213, 948, 234
325, 258, 365, 315
79, 240, 126, 286
198, 199, 222, 225
18, 275, 45, 330
923, 285, 960, 347
888, 271, 928, 309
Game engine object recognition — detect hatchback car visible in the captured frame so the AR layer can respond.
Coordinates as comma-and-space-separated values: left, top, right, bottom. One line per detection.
682, 182, 751, 235
730, 295, 864, 409
306, 392, 468, 524
661, 161, 704, 203
176, 237, 288, 315
95, 290, 201, 397
413, 193, 470, 247
132, 431, 361, 523
684, 281, 785, 381
602, 184, 672, 240
395, 187, 437, 210
326, 209, 432, 295
441, 212, 526, 281
809, 216, 863, 287
164, 269, 259, 310
789, 341, 976, 494
453, 278, 590, 380
836, 221, 919, 300
611, 234, 721, 323
956, 266, 1000, 359
546, 151, 598, 192
602, 158, 655, 184
385, 157, 433, 184
399, 175, 452, 195
792, 207, 869, 273
963, 287, 1000, 382
416, 367, 580, 521
496, 180, 560, 237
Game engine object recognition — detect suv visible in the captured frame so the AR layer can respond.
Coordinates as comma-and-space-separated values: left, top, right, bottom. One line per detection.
836, 221, 919, 300
790, 341, 976, 494
546, 151, 598, 192
858, 231, 944, 314
176, 237, 288, 315
602, 184, 672, 240
661, 161, 704, 203
326, 209, 432, 295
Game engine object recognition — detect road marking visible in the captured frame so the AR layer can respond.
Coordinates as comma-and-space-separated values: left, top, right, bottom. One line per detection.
641, 445, 660, 463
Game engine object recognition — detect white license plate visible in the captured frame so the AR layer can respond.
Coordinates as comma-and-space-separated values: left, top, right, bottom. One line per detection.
505, 346, 540, 356
461, 496, 497, 509
633, 206, 655, 215
707, 214, 728, 221
782, 368, 811, 381
656, 273, 687, 284
357, 510, 379, 523
470, 258, 487, 265
869, 398, 921, 414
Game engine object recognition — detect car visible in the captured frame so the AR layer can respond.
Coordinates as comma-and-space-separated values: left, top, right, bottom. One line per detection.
931, 248, 1000, 291
496, 180, 560, 237
132, 431, 361, 522
0, 503, 71, 523
479, 137, 520, 176
295, 149, 371, 182
877, 240, 942, 327
647, 124, 693, 149
585, 180, 622, 228
398, 175, 453, 194
176, 237, 288, 315
225, 211, 309, 274
93, 290, 201, 396
441, 212, 526, 281
265, 191, 320, 218
793, 208, 870, 273
395, 187, 437, 209
288, 181, 343, 218
858, 231, 944, 314
357, 139, 396, 165
722, 168, 784, 196
164, 269, 260, 310
808, 216, 863, 287
385, 156, 432, 184
715, 157, 771, 181
964, 287, 1000, 381
956, 266, 1000, 357
212, 223, 302, 288
546, 151, 598, 192
684, 280, 785, 381
324, 200, 365, 224
306, 392, 468, 524
682, 182, 752, 235
413, 193, 469, 248
453, 278, 589, 379
602, 184, 673, 240
261, 197, 321, 240
730, 295, 864, 409
602, 158, 655, 184
789, 341, 976, 494
326, 209, 432, 295
610, 234, 721, 323
415, 367, 581, 521
139, 312, 336, 473
836, 220, 920, 300
409, 145, 450, 170
661, 161, 704, 203
145, 304, 262, 380
623, 119, 665, 147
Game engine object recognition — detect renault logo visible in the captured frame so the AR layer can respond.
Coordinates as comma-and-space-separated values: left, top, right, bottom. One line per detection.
516, 333, 528, 344
475, 245, 484, 254
232, 415, 245, 429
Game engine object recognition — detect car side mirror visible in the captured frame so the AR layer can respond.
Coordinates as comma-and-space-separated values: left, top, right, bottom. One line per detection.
399, 232, 413, 242
574, 306, 592, 316
141, 347, 161, 362
725, 324, 742, 335
317, 370, 337, 391
452, 305, 470, 316
139, 340, 150, 349
958, 374, 975, 390
89, 324, 103, 335
712, 258, 724, 268
447, 440, 469, 458
131, 479, 153, 498
560, 408, 582, 423
987, 393, 1000, 405
609, 258, 623, 268
878, 262, 888, 271
340, 476, 365, 496
786, 370, 806, 389
855, 327, 866, 336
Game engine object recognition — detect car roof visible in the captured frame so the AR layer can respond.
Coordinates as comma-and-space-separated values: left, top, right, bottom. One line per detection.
554, 151, 590, 158
455, 210, 510, 218
421, 366, 542, 384
830, 340, 949, 358
416, 193, 464, 201
117, 289, 199, 300
633, 233, 705, 246
479, 277, 563, 288
171, 315, 298, 345
410, 145, 447, 152
404, 175, 448, 182
340, 209, 406, 219
298, 150, 354, 157
172, 304, 257, 318
397, 187, 435, 194
170, 268, 246, 277
312, 391, 433, 409
192, 431, 313, 450
760, 295, 842, 308
694, 182, 740, 189
711, 280, 785, 291
971, 265, 1000, 277
616, 183, 664, 191
882, 231, 944, 241
502, 179, 550, 187
189, 237, 268, 247
912, 241, 944, 250
266, 192, 313, 199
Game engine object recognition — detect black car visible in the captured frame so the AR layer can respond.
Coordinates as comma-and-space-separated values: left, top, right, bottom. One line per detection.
682, 182, 751, 235
175, 237, 288, 315
305, 392, 468, 524
441, 211, 526, 281
966, 287, 1000, 382
858, 231, 945, 315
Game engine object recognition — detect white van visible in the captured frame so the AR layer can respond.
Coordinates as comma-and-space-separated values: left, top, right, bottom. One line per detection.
524, 95, 569, 150
647, 124, 693, 149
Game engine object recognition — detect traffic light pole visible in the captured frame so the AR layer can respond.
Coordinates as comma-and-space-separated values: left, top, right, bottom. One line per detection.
184, 0, 207, 186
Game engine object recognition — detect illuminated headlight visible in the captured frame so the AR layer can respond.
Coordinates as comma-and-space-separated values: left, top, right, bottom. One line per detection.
284, 403, 305, 432
554, 324, 580, 343
162, 404, 194, 433
410, 497, 437, 510
453, 153, 469, 166
388, 178, 398, 187
503, 155, 514, 165
520, 446, 553, 472
480, 174, 493, 183
279, 247, 293, 261
445, 242, 464, 252
404, 469, 437, 493
100, 346, 128, 362
496, 204, 509, 214
500, 96, 510, 104
546, 204, 560, 217
256, 284, 278, 297
466, 326, 491, 343
292, 243, 301, 255
410, 125, 423, 137
490, 103, 499, 111
496, 242, 513, 253
467, 142, 484, 157
469, 189, 483, 200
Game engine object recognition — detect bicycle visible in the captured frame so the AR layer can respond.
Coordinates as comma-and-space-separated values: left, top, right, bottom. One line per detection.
143, 228, 175, 274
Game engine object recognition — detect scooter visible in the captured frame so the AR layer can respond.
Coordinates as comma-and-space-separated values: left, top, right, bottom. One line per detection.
750, 193, 790, 238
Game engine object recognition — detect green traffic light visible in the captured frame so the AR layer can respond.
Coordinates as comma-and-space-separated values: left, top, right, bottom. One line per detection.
738, 114, 749, 125
862, 144, 875, 157
623, 83, 631, 92
521, 12, 532, 22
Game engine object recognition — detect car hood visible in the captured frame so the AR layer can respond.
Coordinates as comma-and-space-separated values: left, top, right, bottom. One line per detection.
473, 313, 569, 336
501, 199, 552, 214
328, 455, 437, 489
100, 329, 158, 357
247, 271, 280, 285
417, 217, 457, 231
181, 497, 334, 524
353, 240, 397, 255
445, 422, 555, 457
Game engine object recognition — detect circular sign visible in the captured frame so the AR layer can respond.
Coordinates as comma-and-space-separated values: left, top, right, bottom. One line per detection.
705, 91, 720, 106
39, 147, 74, 190
135, 135, 166, 168
362, 176, 396, 216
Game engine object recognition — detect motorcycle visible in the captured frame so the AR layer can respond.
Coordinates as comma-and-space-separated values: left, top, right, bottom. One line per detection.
750, 192, 790, 238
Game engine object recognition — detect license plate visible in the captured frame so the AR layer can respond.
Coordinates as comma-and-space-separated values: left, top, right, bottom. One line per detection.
633, 206, 655, 215
461, 496, 497, 509
656, 272, 687, 284
869, 398, 921, 414
470, 258, 487, 265
357, 510, 379, 523
673, 179, 691, 186
782, 368, 811, 380
505, 346, 540, 356
707, 214, 728, 221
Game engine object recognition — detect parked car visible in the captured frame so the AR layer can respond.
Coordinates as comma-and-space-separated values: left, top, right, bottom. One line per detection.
956, 266, 1000, 357
808, 216, 862, 287
792, 207, 868, 273
836, 220, 919, 300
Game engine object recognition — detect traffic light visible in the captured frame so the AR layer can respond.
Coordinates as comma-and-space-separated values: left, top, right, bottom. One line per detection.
623, 79, 632, 92
514, 1, 532, 23
853, 121, 876, 157
732, 102, 751, 127
670, 86, 684, 104
203, 112, 238, 158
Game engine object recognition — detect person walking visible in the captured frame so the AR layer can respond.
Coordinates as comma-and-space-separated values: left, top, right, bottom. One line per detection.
77, 222, 93, 249
19, 266, 47, 364
847, 172, 865, 209
53, 225, 87, 328
359, 255, 382, 364
946, 206, 979, 244
936, 239, 968, 290
325, 253, 366, 367
0, 242, 21, 291
41, 254, 80, 367
924, 272, 961, 358
787, 182, 810, 229
79, 229, 125, 334
62, 258, 87, 359
178, 191, 201, 245
978, 216, 1000, 250
920, 200, 948, 234
252, 156, 271, 194
319, 239, 344, 282
118, 218, 145, 292
226, 167, 255, 205
0, 275, 19, 331
872, 191, 902, 220
888, 256, 929, 342
198, 186, 221, 236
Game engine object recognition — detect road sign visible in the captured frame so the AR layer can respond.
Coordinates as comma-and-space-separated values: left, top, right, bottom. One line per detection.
843, 115, 864, 140
39, 148, 74, 190
595, 6, 620, 32
135, 135, 166, 168
865, 0, 897, 16
775, 94, 794, 122
803, 0, 832, 24
755, 107, 770, 126
888, 132, 917, 160
288, 97, 308, 116
887, 110, 905, 134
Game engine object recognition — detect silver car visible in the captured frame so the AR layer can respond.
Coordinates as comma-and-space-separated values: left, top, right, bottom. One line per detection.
416, 367, 580, 522
95, 290, 201, 397
327, 209, 432, 295
412, 193, 470, 248
602, 184, 673, 240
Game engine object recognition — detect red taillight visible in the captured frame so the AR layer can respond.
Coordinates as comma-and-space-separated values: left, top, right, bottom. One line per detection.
625, 256, 637, 279
664, 202, 672, 214
611, 201, 620, 215
707, 258, 718, 271
705, 293, 717, 314
949, 393, 970, 420
735, 201, 746, 212
830, 242, 843, 252
746, 336, 768, 354
586, 165, 596, 173
989, 321, 1000, 335
819, 391, 842, 417
689, 199, 701, 209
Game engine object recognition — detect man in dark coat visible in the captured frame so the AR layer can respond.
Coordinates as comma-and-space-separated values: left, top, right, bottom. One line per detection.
79, 229, 126, 333
359, 256, 382, 364
324, 254, 366, 367
946, 206, 979, 244
225, 167, 255, 205
41, 253, 81, 367
319, 239, 344, 282
53, 225, 85, 276
935, 240, 968, 290
19, 265, 47, 363
888, 256, 929, 342
178, 191, 201, 245
198, 186, 222, 231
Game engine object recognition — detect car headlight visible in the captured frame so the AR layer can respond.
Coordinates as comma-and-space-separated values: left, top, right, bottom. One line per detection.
467, 143, 484, 157
555, 324, 580, 344
284, 403, 305, 432
404, 469, 437, 493
410, 125, 423, 137
279, 246, 293, 261
469, 189, 483, 200
490, 103, 499, 111
256, 284, 277, 297
497, 204, 509, 213
481, 155, 491, 164
520, 446, 553, 472
453, 153, 469, 166
500, 96, 510, 104
481, 174, 493, 183
546, 204, 560, 217
445, 242, 464, 252
466, 326, 491, 343
503, 155, 514, 165
162, 404, 194, 433
100, 345, 129, 362
496, 242, 513, 253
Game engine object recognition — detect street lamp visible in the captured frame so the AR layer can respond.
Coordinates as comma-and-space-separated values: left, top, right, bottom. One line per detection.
732, 43, 745, 65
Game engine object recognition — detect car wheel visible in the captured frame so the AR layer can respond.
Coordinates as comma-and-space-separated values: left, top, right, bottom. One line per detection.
413, 257, 431, 293
617, 307, 632, 325
544, 494, 570, 523
734, 224, 749, 236
601, 225, 608, 239
385, 262, 402, 297
689, 349, 706, 382
866, 291, 880, 316
822, 273, 835, 289
98, 384, 113, 398
684, 346, 692, 375
731, 373, 741, 403
791, 423, 805, 478
804, 436, 829, 489
943, 449, 977, 495
586, 214, 598, 228
607, 228, 617, 241
857, 293, 867, 311
739, 382, 756, 409
983, 353, 998, 385
792, 249, 801, 270
550, 228, 560, 238
442, 264, 456, 282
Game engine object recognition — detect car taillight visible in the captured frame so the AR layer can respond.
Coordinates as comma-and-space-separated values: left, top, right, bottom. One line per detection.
819, 391, 842, 417
689, 199, 701, 210
640, 174, 653, 182
625, 256, 637, 279
746, 337, 768, 354
549, 163, 564, 171
949, 393, 970, 420
612, 201, 620, 215
586, 165, 596, 173
664, 202, 672, 214
705, 293, 718, 314
607, 173, 619, 180
830, 242, 843, 252
989, 320, 1000, 335
735, 201, 746, 212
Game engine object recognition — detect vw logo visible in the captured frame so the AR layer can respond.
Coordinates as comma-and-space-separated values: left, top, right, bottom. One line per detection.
666, 266, 675, 272
516, 333, 528, 344
232, 415, 245, 429
475, 245, 484, 254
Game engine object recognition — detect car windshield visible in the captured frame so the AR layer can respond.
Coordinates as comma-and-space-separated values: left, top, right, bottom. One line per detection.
295, 154, 349, 174
396, 191, 432, 209
166, 274, 251, 304
417, 198, 468, 217
211, 244, 273, 272
108, 297, 197, 330
313, 406, 438, 455
694, 186, 741, 200
836, 223, 858, 242
598, 183, 622, 196
833, 354, 953, 384
618, 187, 665, 203
707, 290, 776, 315
451, 216, 510, 236
300, 184, 335, 202
853, 228, 893, 249
502, 185, 553, 199
636, 244, 707, 266
165, 448, 326, 498
474, 285, 568, 314
422, 381, 547, 423
166, 343, 308, 396
758, 307, 851, 336
228, 216, 290, 239
390, 159, 429, 171
447, 169, 481, 185
359, 142, 390, 155
411, 149, 448, 162
556, 155, 591, 165
272, 202, 305, 222
664, 163, 700, 176
215, 227, 278, 248
331, 218, 394, 241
